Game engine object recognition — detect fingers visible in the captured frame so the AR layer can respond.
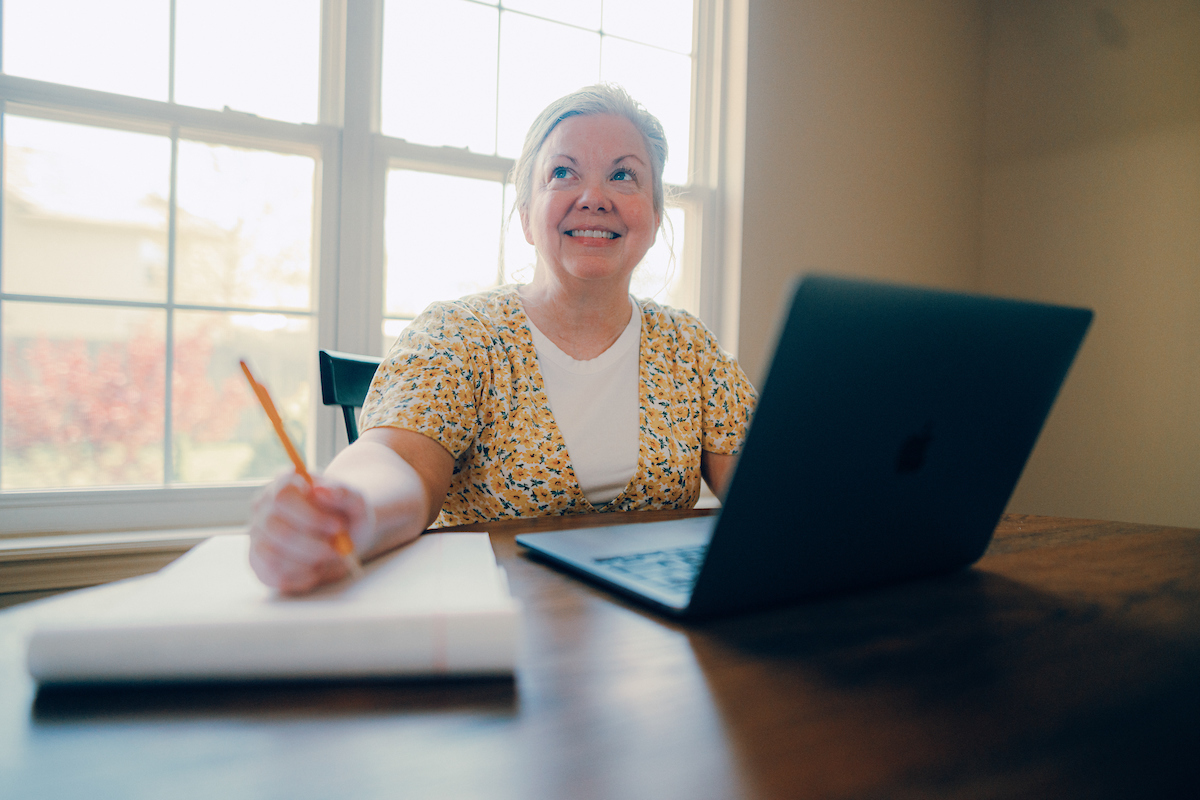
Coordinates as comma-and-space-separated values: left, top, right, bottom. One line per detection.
248, 472, 358, 592
311, 483, 375, 550
250, 536, 348, 595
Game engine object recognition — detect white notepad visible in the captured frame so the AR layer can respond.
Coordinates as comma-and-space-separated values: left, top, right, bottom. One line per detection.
26, 532, 520, 683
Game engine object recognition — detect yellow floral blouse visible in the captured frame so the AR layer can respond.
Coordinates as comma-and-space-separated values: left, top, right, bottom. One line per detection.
359, 285, 757, 528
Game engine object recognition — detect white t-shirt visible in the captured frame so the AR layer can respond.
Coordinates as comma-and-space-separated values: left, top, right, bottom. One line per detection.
525, 299, 641, 506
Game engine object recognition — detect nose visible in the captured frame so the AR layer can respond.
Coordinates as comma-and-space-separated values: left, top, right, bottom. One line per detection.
576, 179, 610, 212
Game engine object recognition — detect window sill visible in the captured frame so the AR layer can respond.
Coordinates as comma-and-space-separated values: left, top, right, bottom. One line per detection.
1, 490, 718, 597
0, 484, 258, 536
0, 527, 240, 595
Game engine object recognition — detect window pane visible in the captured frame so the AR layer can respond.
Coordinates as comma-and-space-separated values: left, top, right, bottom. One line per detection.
384, 171, 503, 317
601, 38, 692, 185
175, 141, 315, 310
1, 0, 169, 101
1, 302, 165, 489
381, 0, 499, 153
505, 0, 600, 30
175, 0, 320, 123
497, 12, 601, 158
382, 318, 413, 357
630, 206, 694, 313
603, 0, 694, 54
172, 311, 312, 484
501, 183, 537, 285
2, 116, 170, 303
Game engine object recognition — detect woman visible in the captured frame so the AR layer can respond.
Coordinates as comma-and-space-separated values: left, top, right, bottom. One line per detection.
249, 85, 756, 593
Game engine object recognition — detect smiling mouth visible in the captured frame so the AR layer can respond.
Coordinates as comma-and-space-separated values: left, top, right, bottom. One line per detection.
566, 230, 619, 239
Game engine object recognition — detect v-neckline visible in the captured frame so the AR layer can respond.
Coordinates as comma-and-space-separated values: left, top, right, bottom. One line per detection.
507, 288, 649, 511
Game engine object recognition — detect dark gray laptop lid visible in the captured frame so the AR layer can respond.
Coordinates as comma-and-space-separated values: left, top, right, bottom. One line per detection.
684, 275, 1092, 616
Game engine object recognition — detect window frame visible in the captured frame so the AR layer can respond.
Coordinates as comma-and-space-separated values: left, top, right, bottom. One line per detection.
0, 76, 340, 533
0, 0, 742, 538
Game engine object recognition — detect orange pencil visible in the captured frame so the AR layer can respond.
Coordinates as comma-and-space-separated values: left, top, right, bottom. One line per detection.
240, 359, 364, 580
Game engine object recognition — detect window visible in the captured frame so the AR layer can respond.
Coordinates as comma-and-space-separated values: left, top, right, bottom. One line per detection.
3, 116, 319, 490
376, 0, 699, 351
0, 0, 737, 536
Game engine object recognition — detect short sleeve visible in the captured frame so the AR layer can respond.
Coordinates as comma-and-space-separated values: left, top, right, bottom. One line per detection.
696, 325, 757, 455
358, 302, 488, 459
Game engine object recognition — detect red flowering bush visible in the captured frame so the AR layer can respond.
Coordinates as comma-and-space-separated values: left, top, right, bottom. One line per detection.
2, 327, 248, 486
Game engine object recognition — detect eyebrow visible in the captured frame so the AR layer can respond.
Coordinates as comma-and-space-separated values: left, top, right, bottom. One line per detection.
548, 154, 647, 166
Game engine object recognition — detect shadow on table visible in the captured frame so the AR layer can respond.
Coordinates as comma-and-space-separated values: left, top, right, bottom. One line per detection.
32, 674, 518, 724
685, 568, 1200, 800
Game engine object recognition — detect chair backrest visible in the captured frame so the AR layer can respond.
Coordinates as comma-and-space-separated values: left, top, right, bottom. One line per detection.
318, 350, 383, 444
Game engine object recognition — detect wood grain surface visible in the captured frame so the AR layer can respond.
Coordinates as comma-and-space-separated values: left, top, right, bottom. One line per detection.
2, 512, 1197, 799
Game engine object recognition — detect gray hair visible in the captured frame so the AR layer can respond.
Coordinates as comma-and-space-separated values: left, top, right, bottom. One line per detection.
510, 84, 669, 219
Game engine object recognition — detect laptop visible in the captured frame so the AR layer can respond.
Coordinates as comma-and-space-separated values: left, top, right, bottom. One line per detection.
516, 275, 1093, 618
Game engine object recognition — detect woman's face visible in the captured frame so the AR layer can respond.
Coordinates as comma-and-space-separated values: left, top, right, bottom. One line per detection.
521, 113, 660, 289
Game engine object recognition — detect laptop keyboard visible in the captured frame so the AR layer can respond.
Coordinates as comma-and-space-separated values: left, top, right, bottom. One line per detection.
594, 544, 708, 592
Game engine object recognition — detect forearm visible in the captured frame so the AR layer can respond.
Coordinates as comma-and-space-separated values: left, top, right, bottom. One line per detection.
324, 440, 431, 559
700, 450, 739, 500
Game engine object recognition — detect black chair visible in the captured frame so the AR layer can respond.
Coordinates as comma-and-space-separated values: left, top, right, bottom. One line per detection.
318, 349, 383, 444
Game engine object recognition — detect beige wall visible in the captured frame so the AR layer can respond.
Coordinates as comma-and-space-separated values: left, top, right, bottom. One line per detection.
737, 0, 986, 386
980, 0, 1200, 527
735, 0, 1199, 527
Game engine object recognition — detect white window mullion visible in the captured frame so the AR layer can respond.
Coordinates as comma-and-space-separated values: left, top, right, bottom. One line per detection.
693, 0, 747, 352
163, 129, 179, 483
313, 0, 347, 466
164, 1, 177, 483
0, 75, 325, 146
318, 0, 383, 462
168, 0, 177, 104
334, 0, 383, 359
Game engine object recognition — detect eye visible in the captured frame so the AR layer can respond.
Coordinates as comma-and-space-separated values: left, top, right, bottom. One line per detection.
551, 166, 570, 179
612, 168, 635, 182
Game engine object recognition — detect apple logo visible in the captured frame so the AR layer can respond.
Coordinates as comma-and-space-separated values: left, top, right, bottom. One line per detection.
895, 421, 934, 474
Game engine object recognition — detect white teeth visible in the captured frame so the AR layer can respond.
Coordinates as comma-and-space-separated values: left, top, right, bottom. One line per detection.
568, 230, 616, 239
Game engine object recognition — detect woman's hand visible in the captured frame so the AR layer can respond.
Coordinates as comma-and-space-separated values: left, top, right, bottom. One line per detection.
245, 428, 454, 593
248, 471, 375, 594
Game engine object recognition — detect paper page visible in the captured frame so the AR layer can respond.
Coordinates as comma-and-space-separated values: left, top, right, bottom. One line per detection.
26, 533, 519, 681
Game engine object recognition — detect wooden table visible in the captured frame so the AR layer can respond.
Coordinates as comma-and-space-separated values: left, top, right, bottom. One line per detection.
2, 512, 1198, 799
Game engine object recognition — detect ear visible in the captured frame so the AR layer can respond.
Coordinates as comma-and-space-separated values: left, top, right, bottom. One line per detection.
520, 207, 534, 246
